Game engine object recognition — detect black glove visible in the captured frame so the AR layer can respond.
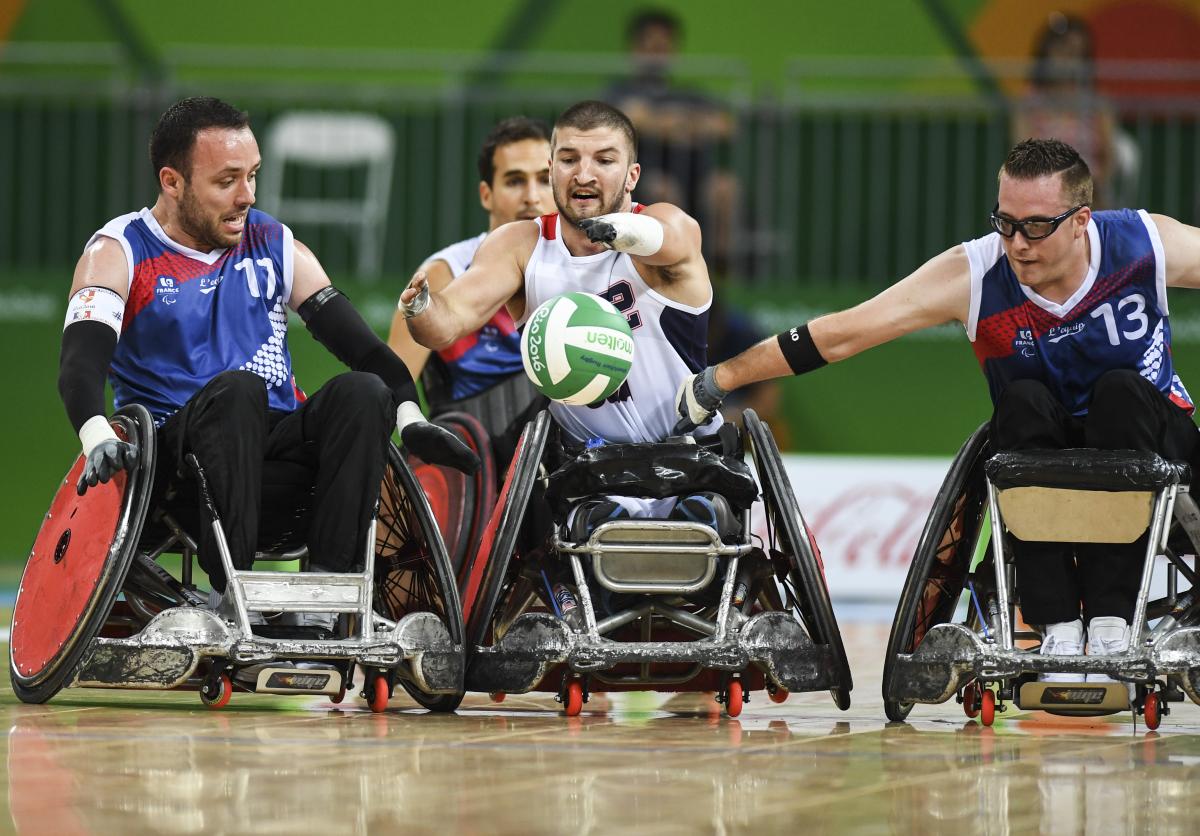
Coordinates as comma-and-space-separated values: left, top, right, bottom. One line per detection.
401, 422, 480, 474
578, 217, 617, 246
672, 367, 728, 435
76, 439, 139, 496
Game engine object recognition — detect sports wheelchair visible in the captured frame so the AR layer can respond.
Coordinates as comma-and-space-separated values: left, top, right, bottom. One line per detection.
455, 408, 853, 717
883, 423, 1200, 729
10, 404, 465, 712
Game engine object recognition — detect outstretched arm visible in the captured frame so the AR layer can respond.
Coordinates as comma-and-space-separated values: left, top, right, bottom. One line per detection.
290, 240, 478, 473
387, 258, 454, 378
678, 245, 971, 427
1153, 214, 1200, 290
400, 222, 534, 349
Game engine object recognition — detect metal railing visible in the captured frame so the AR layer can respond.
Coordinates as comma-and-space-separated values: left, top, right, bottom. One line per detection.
2, 44, 1199, 287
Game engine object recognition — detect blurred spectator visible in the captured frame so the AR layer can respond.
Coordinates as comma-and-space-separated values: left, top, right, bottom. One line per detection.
605, 8, 737, 270
1012, 12, 1134, 208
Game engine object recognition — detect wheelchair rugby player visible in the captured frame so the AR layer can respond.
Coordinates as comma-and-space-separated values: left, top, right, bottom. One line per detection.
11, 96, 477, 711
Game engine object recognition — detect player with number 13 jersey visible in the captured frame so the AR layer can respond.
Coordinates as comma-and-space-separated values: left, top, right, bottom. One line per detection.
967, 207, 1193, 415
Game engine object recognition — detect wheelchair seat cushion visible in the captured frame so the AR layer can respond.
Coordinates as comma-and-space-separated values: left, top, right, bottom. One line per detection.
545, 440, 758, 517
986, 449, 1190, 491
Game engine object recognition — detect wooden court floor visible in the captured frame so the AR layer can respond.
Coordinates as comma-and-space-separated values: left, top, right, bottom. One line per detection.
4, 619, 1200, 835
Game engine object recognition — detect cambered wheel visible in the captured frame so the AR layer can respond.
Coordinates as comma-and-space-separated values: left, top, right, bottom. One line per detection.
1144, 691, 1162, 730
882, 423, 990, 724
979, 688, 996, 727
563, 681, 584, 717
200, 673, 232, 709
375, 443, 465, 712
962, 681, 981, 719
744, 410, 852, 711
10, 405, 156, 705
463, 412, 552, 653
726, 680, 744, 718
368, 675, 390, 713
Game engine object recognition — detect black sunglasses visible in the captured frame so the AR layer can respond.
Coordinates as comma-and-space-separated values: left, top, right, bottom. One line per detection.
990, 203, 1085, 240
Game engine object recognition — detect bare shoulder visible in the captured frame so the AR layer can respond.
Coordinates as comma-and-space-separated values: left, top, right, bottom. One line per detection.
1149, 213, 1200, 289
71, 235, 131, 298
477, 219, 541, 266
289, 238, 333, 308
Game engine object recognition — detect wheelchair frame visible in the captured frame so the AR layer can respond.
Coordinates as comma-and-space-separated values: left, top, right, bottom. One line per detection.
11, 404, 465, 712
883, 422, 1200, 728
460, 408, 853, 716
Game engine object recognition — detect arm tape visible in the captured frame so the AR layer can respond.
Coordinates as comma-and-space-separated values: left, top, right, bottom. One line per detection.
64, 286, 124, 336
601, 212, 664, 257
59, 319, 117, 434
776, 324, 828, 376
299, 286, 417, 403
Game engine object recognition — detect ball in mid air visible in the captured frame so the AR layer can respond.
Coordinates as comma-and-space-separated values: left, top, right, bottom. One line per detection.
520, 292, 635, 405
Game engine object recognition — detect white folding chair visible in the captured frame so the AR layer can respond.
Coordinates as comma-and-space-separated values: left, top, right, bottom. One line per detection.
258, 111, 395, 279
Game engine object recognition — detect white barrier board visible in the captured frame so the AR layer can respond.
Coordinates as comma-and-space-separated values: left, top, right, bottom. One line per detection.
761, 455, 950, 602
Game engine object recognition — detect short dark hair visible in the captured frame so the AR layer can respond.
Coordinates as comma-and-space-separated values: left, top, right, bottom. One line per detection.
1000, 138, 1094, 207
627, 8, 681, 44
149, 96, 249, 180
477, 116, 551, 185
553, 100, 638, 162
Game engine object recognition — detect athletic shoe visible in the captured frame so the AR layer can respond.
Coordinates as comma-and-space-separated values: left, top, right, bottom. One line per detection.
1086, 616, 1132, 689
1038, 619, 1085, 683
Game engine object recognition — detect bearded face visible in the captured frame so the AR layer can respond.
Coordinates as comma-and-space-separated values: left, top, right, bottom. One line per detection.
550, 126, 638, 227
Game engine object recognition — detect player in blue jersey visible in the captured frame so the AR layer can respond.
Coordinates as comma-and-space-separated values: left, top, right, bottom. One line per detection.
387, 116, 553, 463
60, 96, 477, 610
676, 138, 1200, 677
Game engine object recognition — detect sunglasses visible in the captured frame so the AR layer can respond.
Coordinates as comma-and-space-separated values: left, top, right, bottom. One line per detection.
990, 203, 1085, 240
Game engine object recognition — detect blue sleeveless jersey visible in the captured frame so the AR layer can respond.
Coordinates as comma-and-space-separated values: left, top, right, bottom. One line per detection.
91, 207, 301, 424
965, 209, 1193, 416
424, 232, 525, 400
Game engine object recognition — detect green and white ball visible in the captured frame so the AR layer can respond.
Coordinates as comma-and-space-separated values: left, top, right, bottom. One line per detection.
521, 292, 635, 405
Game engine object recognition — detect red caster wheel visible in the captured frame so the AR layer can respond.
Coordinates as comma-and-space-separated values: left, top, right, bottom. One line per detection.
962, 682, 981, 719
979, 688, 996, 727
330, 685, 347, 705
1144, 692, 1162, 730
768, 687, 789, 704
200, 673, 232, 709
367, 676, 390, 713
489, 691, 506, 703
563, 681, 584, 717
726, 680, 744, 718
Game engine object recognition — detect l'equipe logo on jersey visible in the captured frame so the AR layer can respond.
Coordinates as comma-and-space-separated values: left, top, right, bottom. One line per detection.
199, 275, 223, 295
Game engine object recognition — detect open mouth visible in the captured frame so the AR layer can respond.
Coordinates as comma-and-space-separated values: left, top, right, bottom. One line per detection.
222, 213, 247, 232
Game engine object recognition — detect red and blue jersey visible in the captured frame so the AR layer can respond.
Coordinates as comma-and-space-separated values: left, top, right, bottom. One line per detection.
965, 209, 1193, 416
90, 207, 301, 424
424, 232, 525, 400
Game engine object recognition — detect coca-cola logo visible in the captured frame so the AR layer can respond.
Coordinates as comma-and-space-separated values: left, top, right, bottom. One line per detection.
752, 482, 937, 571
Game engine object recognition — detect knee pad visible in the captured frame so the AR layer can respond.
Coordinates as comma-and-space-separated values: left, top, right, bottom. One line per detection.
671, 492, 740, 539
568, 499, 630, 541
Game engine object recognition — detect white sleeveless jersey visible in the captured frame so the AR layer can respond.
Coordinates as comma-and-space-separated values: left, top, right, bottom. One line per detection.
426, 232, 486, 278
519, 212, 719, 443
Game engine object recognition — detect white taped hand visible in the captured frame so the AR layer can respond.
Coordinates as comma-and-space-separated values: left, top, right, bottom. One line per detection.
578, 213, 664, 257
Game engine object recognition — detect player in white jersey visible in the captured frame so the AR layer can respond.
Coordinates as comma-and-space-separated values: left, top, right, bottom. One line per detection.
60, 97, 476, 604
398, 100, 717, 446
387, 117, 553, 462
